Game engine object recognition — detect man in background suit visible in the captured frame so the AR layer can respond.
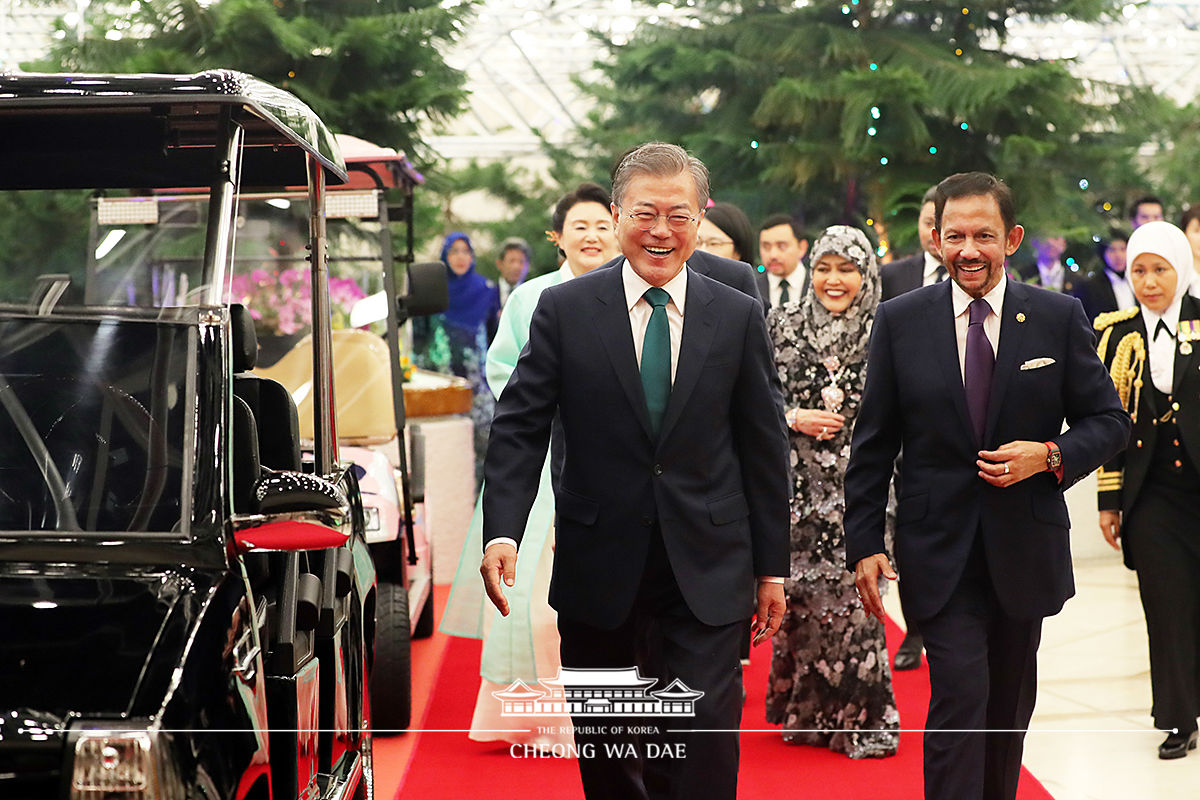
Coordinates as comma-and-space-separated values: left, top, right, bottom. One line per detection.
881, 185, 946, 300
844, 172, 1130, 799
756, 214, 808, 308
481, 142, 791, 799
1072, 231, 1136, 322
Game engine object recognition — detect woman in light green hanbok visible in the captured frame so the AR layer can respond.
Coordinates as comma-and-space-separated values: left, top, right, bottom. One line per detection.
440, 183, 619, 747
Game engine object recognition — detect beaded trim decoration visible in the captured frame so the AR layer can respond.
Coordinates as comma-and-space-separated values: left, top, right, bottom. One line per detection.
255, 471, 347, 507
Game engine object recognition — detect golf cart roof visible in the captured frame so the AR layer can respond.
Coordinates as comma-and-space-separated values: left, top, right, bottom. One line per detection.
0, 69, 348, 190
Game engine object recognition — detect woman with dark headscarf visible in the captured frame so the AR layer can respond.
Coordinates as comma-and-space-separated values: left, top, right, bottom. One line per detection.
764, 225, 899, 759
411, 231, 501, 482
1096, 220, 1200, 759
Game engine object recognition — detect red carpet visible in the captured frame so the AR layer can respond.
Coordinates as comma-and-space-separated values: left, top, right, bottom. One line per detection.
396, 616, 1055, 799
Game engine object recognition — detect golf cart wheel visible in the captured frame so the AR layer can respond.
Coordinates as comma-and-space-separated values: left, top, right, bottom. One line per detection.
370, 580, 412, 732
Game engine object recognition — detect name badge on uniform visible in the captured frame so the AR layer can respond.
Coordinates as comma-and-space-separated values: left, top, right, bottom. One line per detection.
1178, 320, 1200, 355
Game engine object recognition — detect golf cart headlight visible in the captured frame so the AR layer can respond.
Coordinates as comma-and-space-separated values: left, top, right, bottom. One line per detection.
70, 726, 184, 800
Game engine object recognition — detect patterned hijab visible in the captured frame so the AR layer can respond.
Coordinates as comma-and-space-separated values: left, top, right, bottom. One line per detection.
790, 225, 881, 364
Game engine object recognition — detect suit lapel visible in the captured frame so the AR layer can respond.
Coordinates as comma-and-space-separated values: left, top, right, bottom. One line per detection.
984, 281, 1032, 444
928, 282, 976, 442
658, 270, 716, 442
591, 265, 654, 440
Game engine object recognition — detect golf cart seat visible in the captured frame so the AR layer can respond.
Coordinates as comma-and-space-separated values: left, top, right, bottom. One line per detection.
230, 304, 303, 472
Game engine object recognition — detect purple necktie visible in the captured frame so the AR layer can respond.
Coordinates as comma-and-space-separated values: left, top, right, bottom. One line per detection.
964, 298, 994, 444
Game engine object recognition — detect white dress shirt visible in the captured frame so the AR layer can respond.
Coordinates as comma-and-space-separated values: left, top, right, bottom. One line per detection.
951, 273, 1006, 383
1037, 259, 1065, 292
1141, 297, 1182, 395
622, 260, 686, 383
767, 268, 805, 307
1108, 270, 1137, 310
922, 252, 945, 286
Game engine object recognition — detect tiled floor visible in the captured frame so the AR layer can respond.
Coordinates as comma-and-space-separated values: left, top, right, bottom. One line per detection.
885, 556, 1200, 798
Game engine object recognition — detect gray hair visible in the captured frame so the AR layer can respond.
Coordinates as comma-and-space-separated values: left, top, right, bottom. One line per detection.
612, 142, 710, 210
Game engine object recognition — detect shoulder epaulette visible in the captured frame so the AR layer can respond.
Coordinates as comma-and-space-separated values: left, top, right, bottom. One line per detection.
1093, 306, 1139, 331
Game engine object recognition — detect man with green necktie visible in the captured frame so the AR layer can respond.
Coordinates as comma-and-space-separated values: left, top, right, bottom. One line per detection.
480, 141, 791, 800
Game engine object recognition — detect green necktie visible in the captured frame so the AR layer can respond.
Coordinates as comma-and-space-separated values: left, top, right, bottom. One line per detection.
779, 279, 790, 305
641, 287, 672, 435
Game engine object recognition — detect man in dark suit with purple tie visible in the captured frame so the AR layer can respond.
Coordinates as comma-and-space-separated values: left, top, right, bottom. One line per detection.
844, 172, 1130, 800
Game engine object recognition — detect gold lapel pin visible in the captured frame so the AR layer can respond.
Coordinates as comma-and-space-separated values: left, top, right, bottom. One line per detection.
1182, 341, 1194, 356
1016, 312, 1026, 323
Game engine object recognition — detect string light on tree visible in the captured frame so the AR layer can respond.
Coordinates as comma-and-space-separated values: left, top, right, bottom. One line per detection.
868, 127, 877, 136
1078, 178, 1089, 190
871, 106, 881, 119
750, 140, 759, 149
960, 122, 969, 130
929, 146, 938, 154
880, 157, 889, 165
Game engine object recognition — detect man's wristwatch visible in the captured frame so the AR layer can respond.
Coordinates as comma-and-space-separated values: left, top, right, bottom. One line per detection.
1044, 441, 1062, 472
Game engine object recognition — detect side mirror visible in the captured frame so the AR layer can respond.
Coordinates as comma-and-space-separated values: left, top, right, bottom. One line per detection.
398, 261, 449, 322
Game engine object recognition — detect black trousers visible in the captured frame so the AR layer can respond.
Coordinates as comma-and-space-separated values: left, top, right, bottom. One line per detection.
918, 539, 1043, 800
557, 528, 745, 800
1126, 483, 1200, 735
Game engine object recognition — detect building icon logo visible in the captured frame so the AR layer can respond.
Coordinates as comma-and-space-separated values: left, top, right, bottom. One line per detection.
491, 667, 704, 717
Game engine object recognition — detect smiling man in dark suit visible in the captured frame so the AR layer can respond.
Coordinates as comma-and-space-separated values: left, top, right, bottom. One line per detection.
480, 142, 791, 800
844, 172, 1130, 800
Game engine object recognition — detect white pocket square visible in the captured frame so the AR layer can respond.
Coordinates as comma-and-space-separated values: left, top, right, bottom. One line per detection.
1020, 357, 1056, 371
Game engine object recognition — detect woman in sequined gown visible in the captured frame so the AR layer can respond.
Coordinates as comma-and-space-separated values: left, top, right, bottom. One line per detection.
764, 225, 899, 759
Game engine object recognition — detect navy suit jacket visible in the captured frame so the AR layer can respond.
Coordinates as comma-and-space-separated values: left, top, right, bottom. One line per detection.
844, 280, 1130, 620
1070, 269, 1125, 324
880, 253, 925, 301
483, 264, 791, 629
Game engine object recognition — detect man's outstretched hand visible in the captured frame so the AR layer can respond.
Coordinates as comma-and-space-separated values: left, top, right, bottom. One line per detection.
481, 543, 518, 616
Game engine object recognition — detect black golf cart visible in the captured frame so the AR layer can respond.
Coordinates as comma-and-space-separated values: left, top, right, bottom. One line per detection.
0, 69, 440, 800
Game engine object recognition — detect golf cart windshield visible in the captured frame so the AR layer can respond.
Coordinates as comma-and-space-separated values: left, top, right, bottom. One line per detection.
0, 313, 194, 534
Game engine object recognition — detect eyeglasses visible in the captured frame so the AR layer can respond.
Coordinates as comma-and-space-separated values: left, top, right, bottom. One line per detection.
697, 237, 734, 250
620, 208, 700, 232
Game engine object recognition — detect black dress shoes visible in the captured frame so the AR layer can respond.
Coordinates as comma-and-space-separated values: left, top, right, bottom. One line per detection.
893, 632, 923, 671
1158, 730, 1198, 760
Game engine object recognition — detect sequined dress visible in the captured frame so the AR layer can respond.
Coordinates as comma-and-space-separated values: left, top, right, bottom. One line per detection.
764, 313, 899, 759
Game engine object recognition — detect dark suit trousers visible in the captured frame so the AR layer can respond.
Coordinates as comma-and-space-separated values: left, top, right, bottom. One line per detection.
919, 537, 1042, 800
557, 527, 745, 800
